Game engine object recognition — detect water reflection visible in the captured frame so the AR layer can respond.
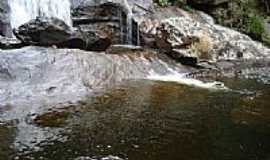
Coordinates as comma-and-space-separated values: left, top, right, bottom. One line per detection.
1, 79, 270, 160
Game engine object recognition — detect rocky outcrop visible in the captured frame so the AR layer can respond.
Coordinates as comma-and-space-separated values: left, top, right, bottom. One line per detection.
188, 58, 270, 85
138, 7, 270, 64
106, 44, 143, 55
0, 46, 192, 151
13, 17, 111, 51
71, 0, 153, 45
0, 46, 188, 110
187, 0, 228, 6
0, 36, 23, 49
72, 2, 127, 44
71, 0, 153, 14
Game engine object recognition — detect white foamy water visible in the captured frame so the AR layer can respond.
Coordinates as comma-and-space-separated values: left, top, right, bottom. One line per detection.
9, 0, 72, 29
147, 70, 227, 90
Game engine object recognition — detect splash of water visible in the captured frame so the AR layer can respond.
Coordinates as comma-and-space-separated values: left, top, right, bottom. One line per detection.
8, 0, 72, 29
147, 67, 227, 90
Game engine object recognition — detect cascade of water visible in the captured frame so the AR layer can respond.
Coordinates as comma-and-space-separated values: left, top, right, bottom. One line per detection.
146, 60, 227, 90
122, 0, 133, 45
8, 0, 72, 29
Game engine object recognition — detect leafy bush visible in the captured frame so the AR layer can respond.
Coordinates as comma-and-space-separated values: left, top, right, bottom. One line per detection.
155, 0, 169, 7
246, 16, 265, 40
210, 0, 269, 45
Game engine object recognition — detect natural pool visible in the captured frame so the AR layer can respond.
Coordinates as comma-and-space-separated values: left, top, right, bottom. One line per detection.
1, 77, 270, 160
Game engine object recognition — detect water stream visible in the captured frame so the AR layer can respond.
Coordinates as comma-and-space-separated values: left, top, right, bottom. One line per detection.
0, 77, 270, 160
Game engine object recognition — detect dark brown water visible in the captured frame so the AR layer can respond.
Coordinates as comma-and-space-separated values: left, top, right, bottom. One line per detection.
1, 78, 270, 160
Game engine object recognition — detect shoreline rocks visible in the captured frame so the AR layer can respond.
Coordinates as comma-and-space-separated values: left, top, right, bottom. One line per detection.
138, 7, 270, 65
13, 17, 111, 51
0, 36, 23, 49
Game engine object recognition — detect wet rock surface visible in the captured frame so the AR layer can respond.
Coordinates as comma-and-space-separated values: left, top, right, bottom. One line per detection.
71, 0, 153, 46
0, 46, 189, 120
138, 7, 270, 64
106, 45, 143, 55
187, 0, 229, 7
13, 17, 111, 51
187, 58, 270, 85
0, 36, 23, 49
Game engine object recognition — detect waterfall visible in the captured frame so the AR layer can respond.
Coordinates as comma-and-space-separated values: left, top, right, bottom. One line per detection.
8, 0, 72, 29
122, 0, 133, 45
146, 60, 227, 90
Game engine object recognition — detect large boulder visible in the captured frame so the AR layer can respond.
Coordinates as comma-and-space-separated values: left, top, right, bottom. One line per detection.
139, 7, 270, 64
0, 46, 188, 120
71, 0, 153, 45
0, 35, 23, 49
71, 0, 153, 14
13, 17, 111, 51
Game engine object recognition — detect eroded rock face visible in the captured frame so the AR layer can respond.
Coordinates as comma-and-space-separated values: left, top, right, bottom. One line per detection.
0, 36, 23, 49
71, 0, 153, 45
187, 0, 228, 6
139, 7, 270, 64
72, 3, 126, 44
13, 17, 111, 51
71, 0, 153, 14
13, 17, 73, 45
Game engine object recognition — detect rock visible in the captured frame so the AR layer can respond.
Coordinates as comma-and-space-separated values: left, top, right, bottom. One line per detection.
34, 111, 70, 128
72, 2, 125, 44
0, 36, 23, 49
71, 0, 153, 14
71, 0, 153, 45
190, 58, 270, 83
13, 17, 111, 51
138, 7, 270, 64
106, 44, 143, 55
170, 49, 198, 66
13, 17, 74, 45
264, 19, 270, 39
0, 46, 188, 109
187, 0, 229, 6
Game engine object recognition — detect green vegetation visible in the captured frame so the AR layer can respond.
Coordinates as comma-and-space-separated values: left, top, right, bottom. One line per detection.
154, 0, 270, 46
221, 0, 270, 46
155, 0, 169, 6
246, 16, 265, 40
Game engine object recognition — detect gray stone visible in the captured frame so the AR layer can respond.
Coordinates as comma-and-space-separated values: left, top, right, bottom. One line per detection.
0, 46, 189, 111
13, 17, 111, 51
170, 49, 198, 66
139, 7, 270, 64
0, 35, 23, 49
71, 0, 153, 45
187, 0, 228, 6
106, 44, 143, 54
